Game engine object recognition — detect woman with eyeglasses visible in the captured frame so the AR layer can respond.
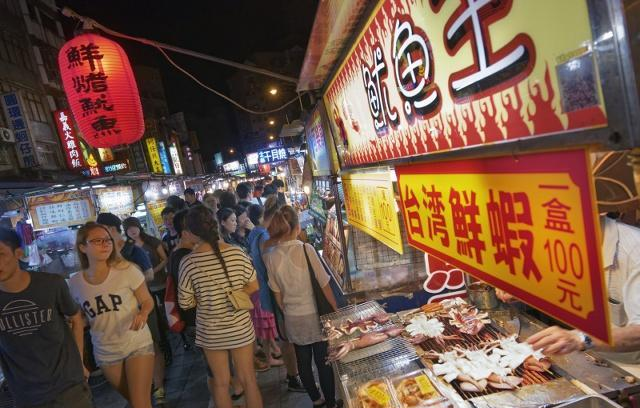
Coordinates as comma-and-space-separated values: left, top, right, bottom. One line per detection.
68, 222, 155, 408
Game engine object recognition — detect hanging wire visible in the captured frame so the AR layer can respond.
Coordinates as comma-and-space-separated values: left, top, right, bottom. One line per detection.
155, 46, 303, 115
60, 8, 304, 115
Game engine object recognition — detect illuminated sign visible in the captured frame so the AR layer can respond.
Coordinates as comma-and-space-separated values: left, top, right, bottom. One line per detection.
396, 148, 609, 343
223, 161, 240, 172
54, 109, 84, 170
246, 152, 259, 166
324, 0, 607, 167
169, 143, 183, 175
145, 138, 163, 173
157, 141, 172, 174
258, 147, 288, 165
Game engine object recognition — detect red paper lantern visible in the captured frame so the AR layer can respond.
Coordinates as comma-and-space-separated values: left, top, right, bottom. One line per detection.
58, 33, 144, 148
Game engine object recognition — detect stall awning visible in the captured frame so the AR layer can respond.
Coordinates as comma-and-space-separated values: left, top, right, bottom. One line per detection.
296, 0, 371, 92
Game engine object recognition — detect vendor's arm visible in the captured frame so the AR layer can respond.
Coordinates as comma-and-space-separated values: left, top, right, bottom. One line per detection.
527, 324, 640, 355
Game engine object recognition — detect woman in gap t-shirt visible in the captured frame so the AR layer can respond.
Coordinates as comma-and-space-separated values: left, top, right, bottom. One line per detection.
69, 222, 155, 408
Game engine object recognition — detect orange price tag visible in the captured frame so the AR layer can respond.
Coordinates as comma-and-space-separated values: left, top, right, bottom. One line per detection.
366, 385, 390, 406
415, 374, 435, 395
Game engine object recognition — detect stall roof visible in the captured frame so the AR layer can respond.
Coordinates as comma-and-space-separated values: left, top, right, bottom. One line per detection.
296, 0, 371, 92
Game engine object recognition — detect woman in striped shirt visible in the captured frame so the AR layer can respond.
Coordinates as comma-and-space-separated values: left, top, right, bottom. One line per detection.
178, 206, 263, 408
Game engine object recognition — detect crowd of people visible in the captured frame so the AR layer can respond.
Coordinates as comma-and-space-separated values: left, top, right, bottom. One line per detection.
0, 178, 342, 408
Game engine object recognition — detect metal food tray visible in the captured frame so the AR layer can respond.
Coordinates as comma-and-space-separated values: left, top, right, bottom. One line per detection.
335, 337, 420, 380
320, 300, 385, 324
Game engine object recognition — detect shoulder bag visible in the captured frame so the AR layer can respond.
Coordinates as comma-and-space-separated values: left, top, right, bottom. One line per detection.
303, 244, 336, 317
195, 252, 254, 311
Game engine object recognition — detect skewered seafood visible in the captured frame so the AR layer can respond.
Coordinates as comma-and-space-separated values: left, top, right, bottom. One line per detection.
405, 314, 462, 347
448, 307, 491, 335
327, 326, 402, 362
323, 312, 391, 340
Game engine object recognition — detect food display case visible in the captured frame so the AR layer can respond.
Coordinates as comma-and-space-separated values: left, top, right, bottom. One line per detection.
322, 298, 639, 408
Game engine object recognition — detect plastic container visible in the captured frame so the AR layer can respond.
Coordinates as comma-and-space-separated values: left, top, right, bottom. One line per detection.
389, 370, 451, 408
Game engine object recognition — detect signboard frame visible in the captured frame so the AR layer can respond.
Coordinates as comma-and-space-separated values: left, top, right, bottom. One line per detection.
27, 191, 96, 230
320, 0, 640, 171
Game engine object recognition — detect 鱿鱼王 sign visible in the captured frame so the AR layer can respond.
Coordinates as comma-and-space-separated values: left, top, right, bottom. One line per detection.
324, 0, 607, 167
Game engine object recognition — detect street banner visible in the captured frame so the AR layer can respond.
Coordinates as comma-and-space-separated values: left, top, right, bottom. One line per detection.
324, 0, 607, 167
395, 148, 610, 343
342, 170, 404, 254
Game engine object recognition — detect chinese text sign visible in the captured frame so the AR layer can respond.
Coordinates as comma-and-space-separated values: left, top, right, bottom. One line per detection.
258, 147, 288, 165
395, 149, 610, 343
54, 109, 85, 170
342, 171, 404, 254
145, 137, 164, 173
1, 93, 38, 168
324, 0, 607, 168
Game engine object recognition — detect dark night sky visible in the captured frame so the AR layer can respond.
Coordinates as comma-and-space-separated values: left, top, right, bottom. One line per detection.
56, 0, 318, 161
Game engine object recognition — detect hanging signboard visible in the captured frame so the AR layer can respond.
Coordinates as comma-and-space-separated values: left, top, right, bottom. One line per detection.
27, 191, 95, 230
246, 152, 259, 167
258, 147, 288, 165
324, 0, 610, 168
223, 161, 240, 172
169, 143, 183, 175
323, 206, 348, 288
342, 170, 403, 254
157, 141, 172, 174
1, 92, 38, 168
306, 105, 333, 176
395, 148, 609, 343
95, 186, 134, 215
54, 110, 85, 170
145, 137, 164, 173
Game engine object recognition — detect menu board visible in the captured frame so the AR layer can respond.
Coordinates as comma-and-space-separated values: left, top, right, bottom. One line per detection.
322, 207, 348, 288
306, 104, 332, 176
95, 186, 135, 216
27, 191, 96, 230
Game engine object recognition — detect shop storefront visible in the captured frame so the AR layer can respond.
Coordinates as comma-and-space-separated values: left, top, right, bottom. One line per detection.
298, 0, 640, 405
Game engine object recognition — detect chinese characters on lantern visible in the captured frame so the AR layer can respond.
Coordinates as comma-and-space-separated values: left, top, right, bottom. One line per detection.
0, 93, 38, 168
396, 149, 610, 343
258, 147, 288, 165
54, 110, 85, 170
65, 41, 122, 142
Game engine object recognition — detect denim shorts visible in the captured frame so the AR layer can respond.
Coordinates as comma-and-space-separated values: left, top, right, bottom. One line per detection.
96, 343, 155, 367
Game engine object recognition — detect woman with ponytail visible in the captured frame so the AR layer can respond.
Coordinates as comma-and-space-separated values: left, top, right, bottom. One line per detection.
178, 206, 263, 408
263, 206, 340, 408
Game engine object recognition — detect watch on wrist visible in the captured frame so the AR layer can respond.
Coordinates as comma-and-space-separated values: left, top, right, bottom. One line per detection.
576, 331, 594, 351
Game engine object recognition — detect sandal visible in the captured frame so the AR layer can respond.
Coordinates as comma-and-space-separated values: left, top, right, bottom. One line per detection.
271, 352, 283, 359
231, 390, 244, 401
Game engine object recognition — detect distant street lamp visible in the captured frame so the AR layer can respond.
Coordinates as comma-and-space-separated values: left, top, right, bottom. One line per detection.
269, 88, 278, 95
268, 135, 275, 141
268, 119, 275, 125
229, 148, 235, 154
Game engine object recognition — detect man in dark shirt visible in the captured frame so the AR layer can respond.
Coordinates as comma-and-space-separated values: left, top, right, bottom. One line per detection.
0, 228, 92, 408
184, 188, 200, 207
161, 207, 179, 253
236, 182, 253, 207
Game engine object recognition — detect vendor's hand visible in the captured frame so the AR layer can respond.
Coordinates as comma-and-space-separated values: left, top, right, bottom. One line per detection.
527, 326, 583, 355
496, 288, 517, 303
130, 312, 148, 331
